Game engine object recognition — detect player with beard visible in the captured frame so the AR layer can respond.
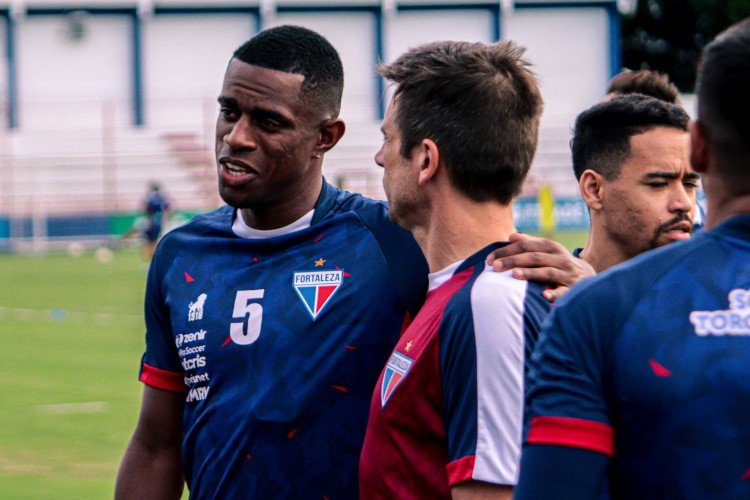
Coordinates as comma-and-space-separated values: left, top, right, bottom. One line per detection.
516, 18, 750, 498
488, 94, 697, 285
569, 94, 697, 272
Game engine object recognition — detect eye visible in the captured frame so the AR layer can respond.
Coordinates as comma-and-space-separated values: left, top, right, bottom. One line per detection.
220, 107, 239, 121
256, 116, 281, 130
647, 182, 668, 189
684, 181, 699, 190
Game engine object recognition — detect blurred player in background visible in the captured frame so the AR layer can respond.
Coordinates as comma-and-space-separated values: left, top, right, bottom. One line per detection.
141, 181, 171, 261
360, 39, 550, 499
517, 18, 750, 499
605, 68, 680, 103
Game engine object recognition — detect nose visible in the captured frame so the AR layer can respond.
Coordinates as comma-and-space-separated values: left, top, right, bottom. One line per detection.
224, 116, 257, 151
374, 144, 385, 168
670, 183, 694, 215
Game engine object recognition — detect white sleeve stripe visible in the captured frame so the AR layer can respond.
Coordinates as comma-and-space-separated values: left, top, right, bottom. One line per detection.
470, 266, 526, 485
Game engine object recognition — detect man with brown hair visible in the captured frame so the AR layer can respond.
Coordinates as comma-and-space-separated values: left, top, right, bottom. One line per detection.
359, 40, 550, 499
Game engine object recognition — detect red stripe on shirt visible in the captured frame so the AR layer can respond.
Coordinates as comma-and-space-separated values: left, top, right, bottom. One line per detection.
140, 362, 186, 393
526, 416, 614, 456
447, 455, 475, 486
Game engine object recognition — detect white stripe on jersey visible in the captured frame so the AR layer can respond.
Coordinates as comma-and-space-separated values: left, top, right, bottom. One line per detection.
470, 265, 527, 485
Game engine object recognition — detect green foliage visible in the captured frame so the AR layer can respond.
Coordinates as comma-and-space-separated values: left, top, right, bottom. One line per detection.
620, 0, 749, 92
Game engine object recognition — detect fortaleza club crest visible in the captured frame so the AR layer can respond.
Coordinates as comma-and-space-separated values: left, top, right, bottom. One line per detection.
381, 351, 413, 408
293, 269, 343, 320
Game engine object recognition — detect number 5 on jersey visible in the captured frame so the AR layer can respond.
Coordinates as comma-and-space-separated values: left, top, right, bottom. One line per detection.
230, 290, 265, 345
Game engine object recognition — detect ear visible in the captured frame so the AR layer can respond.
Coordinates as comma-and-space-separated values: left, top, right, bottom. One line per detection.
417, 138, 440, 186
314, 118, 346, 156
689, 120, 709, 174
579, 169, 605, 211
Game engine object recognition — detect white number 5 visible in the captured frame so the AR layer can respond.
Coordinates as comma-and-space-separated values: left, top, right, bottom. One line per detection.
230, 290, 265, 345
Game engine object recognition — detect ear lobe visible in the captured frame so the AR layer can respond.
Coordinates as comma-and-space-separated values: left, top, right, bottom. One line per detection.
579, 169, 604, 210
417, 139, 439, 186
689, 120, 709, 174
315, 118, 346, 155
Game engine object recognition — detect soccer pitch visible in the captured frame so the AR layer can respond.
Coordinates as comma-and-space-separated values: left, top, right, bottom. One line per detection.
0, 230, 587, 498
0, 249, 146, 498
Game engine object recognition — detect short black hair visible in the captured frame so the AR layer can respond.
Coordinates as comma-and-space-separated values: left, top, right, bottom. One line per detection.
607, 69, 680, 104
696, 18, 750, 168
378, 40, 542, 205
232, 25, 344, 118
571, 94, 689, 181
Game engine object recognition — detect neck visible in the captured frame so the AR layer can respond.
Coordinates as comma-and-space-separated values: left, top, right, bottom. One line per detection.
413, 195, 516, 273
580, 219, 629, 273
239, 175, 323, 230
703, 182, 750, 230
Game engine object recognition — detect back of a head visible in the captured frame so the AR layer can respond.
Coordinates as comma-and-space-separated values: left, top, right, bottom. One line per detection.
696, 18, 750, 169
232, 25, 344, 118
572, 94, 689, 181
607, 69, 680, 104
378, 40, 543, 205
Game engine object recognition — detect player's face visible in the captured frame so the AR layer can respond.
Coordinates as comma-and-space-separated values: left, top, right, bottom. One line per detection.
601, 126, 698, 258
375, 98, 425, 230
215, 59, 324, 213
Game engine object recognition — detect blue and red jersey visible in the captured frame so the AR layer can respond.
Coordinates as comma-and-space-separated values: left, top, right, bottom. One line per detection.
518, 215, 750, 499
139, 181, 427, 499
360, 244, 551, 498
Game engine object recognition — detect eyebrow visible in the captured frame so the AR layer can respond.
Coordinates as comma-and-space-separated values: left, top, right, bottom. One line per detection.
217, 97, 292, 125
643, 171, 701, 181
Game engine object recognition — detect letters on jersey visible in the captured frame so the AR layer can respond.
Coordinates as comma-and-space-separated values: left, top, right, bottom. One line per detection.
690, 288, 750, 336
381, 351, 413, 408
293, 270, 343, 320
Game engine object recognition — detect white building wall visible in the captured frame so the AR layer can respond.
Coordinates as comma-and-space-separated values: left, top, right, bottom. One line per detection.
143, 13, 255, 129
16, 14, 132, 129
503, 7, 611, 128
0, 1, 618, 220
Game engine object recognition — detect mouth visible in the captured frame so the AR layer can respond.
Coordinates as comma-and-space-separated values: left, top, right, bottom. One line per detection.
663, 220, 692, 239
219, 157, 258, 181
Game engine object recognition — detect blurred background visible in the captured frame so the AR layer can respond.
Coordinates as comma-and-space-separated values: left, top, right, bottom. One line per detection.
0, 0, 745, 497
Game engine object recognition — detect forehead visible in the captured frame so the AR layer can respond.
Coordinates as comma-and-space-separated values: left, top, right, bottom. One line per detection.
221, 59, 306, 110
382, 96, 402, 130
621, 126, 692, 176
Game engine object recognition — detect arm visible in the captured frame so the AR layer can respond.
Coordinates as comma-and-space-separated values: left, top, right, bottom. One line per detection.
515, 445, 609, 500
115, 385, 185, 499
485, 233, 595, 302
452, 480, 512, 500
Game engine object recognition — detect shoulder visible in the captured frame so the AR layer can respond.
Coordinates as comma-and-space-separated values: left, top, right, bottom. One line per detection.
554, 234, 714, 330
156, 206, 234, 256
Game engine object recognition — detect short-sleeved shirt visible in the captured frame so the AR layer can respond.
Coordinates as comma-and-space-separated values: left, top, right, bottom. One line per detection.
360, 244, 551, 498
139, 181, 428, 499
523, 215, 750, 498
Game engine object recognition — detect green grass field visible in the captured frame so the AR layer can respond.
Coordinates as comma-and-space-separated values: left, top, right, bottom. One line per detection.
0, 249, 147, 499
0, 229, 588, 498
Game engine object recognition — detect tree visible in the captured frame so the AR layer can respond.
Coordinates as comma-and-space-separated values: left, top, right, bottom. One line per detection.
621, 0, 750, 92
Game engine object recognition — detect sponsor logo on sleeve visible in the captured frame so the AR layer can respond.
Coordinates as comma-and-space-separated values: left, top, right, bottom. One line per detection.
292, 270, 343, 320
690, 288, 750, 336
381, 351, 413, 409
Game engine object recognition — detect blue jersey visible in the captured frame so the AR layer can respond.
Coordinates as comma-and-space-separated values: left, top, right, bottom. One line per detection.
360, 244, 551, 498
143, 190, 170, 241
139, 181, 428, 499
518, 215, 750, 499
